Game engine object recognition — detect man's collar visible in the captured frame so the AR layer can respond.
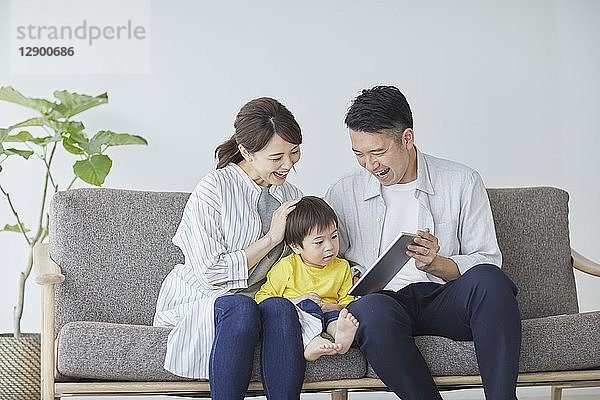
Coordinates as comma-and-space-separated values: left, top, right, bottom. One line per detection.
363, 173, 381, 201
362, 146, 434, 201
415, 147, 434, 195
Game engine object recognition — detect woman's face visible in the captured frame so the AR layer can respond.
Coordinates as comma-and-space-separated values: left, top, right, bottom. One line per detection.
240, 134, 301, 186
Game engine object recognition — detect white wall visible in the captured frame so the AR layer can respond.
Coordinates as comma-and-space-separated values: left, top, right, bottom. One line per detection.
1, 0, 598, 336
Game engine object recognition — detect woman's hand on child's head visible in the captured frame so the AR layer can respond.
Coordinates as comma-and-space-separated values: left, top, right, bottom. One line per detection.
266, 198, 301, 245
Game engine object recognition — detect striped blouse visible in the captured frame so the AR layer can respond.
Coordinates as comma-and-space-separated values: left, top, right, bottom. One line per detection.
153, 163, 303, 379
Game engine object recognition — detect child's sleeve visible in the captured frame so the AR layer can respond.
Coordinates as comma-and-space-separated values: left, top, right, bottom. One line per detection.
254, 258, 292, 304
337, 260, 355, 306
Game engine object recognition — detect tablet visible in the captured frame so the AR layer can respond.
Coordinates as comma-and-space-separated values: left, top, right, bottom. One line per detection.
348, 232, 419, 296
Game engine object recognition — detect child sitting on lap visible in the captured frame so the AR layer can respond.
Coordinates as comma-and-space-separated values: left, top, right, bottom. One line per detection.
255, 196, 359, 361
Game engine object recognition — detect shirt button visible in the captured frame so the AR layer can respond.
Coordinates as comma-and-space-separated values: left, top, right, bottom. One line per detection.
376, 217, 381, 222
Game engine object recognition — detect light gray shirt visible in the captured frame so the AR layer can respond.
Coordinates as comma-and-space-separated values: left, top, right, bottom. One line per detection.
324, 147, 502, 285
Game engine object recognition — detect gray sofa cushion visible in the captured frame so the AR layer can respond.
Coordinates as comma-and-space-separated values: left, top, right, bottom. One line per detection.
56, 321, 366, 383
487, 187, 577, 319
365, 311, 600, 378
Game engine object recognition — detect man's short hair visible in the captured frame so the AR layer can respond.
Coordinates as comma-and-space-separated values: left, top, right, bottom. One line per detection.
344, 85, 413, 141
285, 196, 338, 248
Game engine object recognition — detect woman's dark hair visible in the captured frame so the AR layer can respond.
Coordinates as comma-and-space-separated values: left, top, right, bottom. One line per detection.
285, 196, 338, 248
344, 85, 413, 140
215, 97, 302, 169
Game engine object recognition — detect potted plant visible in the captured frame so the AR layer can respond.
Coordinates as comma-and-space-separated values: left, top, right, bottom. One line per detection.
0, 86, 147, 398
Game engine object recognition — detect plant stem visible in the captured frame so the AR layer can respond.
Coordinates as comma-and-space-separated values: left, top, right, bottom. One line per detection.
13, 142, 55, 336
66, 175, 77, 190
41, 142, 58, 191
13, 245, 34, 338
0, 184, 32, 246
32, 144, 55, 243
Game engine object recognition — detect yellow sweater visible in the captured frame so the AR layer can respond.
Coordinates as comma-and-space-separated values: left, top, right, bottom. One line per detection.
255, 253, 354, 306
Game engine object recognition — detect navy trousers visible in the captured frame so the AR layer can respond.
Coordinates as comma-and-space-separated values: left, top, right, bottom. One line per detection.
347, 264, 521, 400
210, 295, 305, 400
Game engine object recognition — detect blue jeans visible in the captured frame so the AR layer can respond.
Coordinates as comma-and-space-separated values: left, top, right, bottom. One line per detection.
296, 299, 340, 331
347, 264, 521, 400
210, 294, 305, 400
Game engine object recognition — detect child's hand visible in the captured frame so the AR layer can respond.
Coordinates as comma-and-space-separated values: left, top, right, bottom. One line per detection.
290, 292, 322, 305
320, 302, 344, 312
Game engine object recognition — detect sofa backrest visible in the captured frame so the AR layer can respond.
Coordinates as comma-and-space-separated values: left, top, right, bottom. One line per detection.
50, 188, 188, 336
487, 187, 577, 319
49, 186, 578, 335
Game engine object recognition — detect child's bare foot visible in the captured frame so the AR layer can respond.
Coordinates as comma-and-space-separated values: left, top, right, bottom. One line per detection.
334, 308, 359, 355
304, 335, 342, 361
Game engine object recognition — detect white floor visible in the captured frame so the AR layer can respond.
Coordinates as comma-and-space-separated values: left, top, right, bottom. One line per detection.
69, 386, 600, 399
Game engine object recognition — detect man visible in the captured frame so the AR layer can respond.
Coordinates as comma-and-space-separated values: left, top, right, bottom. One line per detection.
324, 86, 521, 399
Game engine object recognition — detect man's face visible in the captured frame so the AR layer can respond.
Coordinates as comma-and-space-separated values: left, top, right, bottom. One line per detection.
350, 129, 414, 186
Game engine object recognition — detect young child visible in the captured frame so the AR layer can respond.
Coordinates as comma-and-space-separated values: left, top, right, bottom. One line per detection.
255, 196, 359, 361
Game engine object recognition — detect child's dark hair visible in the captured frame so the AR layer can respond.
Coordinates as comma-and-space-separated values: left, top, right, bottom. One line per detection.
285, 196, 338, 248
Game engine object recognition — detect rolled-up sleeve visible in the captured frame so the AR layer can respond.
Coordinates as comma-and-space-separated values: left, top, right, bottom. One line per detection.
448, 171, 502, 274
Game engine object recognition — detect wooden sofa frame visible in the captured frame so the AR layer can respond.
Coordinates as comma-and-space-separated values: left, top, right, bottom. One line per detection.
34, 243, 600, 400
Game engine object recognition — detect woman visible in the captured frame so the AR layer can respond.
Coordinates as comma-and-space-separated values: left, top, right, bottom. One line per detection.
154, 97, 305, 399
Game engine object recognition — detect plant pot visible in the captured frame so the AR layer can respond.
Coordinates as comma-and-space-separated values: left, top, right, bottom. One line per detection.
0, 333, 41, 399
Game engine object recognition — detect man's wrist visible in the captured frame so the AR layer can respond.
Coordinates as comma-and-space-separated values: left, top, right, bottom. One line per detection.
426, 256, 460, 281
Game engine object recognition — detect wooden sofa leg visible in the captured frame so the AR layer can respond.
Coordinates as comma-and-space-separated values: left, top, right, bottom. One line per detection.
551, 386, 562, 400
41, 284, 56, 400
331, 389, 348, 400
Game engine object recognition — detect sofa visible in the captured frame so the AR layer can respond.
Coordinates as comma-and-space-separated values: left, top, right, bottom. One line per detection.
33, 186, 600, 399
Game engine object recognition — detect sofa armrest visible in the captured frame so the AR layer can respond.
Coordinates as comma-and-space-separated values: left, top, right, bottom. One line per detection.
572, 248, 600, 277
33, 243, 65, 285
33, 242, 64, 400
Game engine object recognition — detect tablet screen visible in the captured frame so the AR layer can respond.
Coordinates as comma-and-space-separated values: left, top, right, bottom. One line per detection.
348, 232, 418, 296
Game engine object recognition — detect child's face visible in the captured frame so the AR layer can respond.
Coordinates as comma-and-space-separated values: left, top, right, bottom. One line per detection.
291, 224, 339, 268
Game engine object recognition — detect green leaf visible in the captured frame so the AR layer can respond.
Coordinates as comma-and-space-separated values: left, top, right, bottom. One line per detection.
0, 129, 7, 150
9, 117, 48, 130
53, 90, 108, 118
4, 148, 34, 159
48, 103, 69, 119
3, 131, 34, 142
67, 130, 92, 154
3, 130, 58, 147
4, 130, 59, 146
0, 86, 56, 114
106, 131, 148, 146
1, 223, 31, 233
47, 119, 84, 135
31, 135, 60, 146
73, 154, 112, 186
88, 130, 111, 154
62, 136, 85, 155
